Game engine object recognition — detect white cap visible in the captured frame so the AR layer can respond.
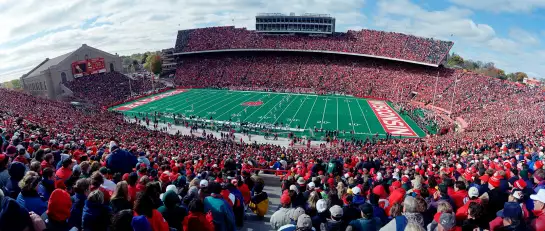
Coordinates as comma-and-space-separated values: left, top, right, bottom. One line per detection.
316, 199, 327, 213
289, 184, 299, 194
200, 179, 209, 188
352, 186, 361, 195
308, 182, 315, 189
530, 189, 545, 203
468, 187, 479, 198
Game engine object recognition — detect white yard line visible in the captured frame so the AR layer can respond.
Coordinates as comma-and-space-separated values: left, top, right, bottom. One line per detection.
170, 90, 222, 113
137, 89, 203, 113
356, 100, 372, 133
256, 94, 286, 123
272, 94, 297, 124
347, 100, 355, 132
320, 97, 329, 129
303, 97, 319, 130
196, 91, 245, 113
287, 95, 309, 126
216, 93, 263, 119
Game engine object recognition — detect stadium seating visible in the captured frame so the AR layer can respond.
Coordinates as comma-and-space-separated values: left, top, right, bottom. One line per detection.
65, 72, 166, 106
174, 26, 453, 65
174, 54, 545, 139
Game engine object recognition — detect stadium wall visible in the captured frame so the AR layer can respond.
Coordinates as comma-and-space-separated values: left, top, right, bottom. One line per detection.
21, 44, 122, 100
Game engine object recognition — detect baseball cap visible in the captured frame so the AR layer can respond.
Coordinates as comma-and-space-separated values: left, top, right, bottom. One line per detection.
329, 205, 343, 218
297, 177, 305, 185
489, 176, 501, 188
468, 187, 479, 198
296, 214, 312, 228
352, 186, 361, 195
280, 193, 291, 205
308, 182, 316, 189
199, 179, 209, 188
439, 213, 456, 230
513, 179, 527, 190
290, 207, 306, 221
530, 189, 545, 203
496, 202, 522, 219
316, 199, 327, 213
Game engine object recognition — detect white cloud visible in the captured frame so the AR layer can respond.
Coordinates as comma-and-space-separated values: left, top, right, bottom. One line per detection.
450, 0, 545, 13
509, 28, 540, 45
0, 0, 366, 82
372, 0, 544, 78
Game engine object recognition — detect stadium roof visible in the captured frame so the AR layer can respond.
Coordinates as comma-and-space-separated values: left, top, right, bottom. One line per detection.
23, 50, 75, 78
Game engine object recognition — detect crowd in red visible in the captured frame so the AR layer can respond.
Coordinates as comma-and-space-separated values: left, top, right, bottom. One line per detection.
0, 28, 544, 231
65, 72, 166, 106
175, 27, 453, 65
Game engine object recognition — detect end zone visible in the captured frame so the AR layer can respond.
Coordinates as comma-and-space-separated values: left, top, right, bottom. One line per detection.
115, 89, 186, 111
367, 100, 418, 137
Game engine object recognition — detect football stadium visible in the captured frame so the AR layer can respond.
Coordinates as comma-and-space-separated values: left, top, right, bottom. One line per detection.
112, 88, 426, 139
1, 9, 545, 231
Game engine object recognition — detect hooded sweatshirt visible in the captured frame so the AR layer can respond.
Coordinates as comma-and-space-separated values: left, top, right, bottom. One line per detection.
158, 190, 187, 231
82, 199, 112, 231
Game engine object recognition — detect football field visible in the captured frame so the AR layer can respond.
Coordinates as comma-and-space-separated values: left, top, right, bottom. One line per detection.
112, 89, 426, 140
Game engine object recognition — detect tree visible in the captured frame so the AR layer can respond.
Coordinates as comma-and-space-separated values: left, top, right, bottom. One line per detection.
144, 54, 162, 75
514, 72, 527, 82
10, 79, 21, 89
141, 53, 149, 64
447, 53, 464, 67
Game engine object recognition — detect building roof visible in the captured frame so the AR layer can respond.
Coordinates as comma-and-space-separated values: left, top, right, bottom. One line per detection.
24, 50, 75, 78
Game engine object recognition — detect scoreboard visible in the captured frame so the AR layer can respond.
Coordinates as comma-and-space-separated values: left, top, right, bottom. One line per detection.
256, 13, 336, 34
72, 57, 106, 78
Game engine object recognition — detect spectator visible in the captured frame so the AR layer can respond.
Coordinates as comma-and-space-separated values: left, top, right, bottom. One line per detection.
347, 203, 382, 231
110, 181, 132, 214
530, 189, 545, 231
204, 182, 236, 231
133, 192, 169, 231
271, 191, 294, 229
69, 178, 90, 229
158, 188, 187, 231
41, 189, 74, 231
82, 190, 113, 231
183, 199, 215, 231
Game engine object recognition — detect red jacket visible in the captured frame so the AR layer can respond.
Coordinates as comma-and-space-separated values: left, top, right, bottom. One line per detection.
450, 190, 468, 209
238, 184, 251, 205
135, 209, 169, 231
455, 199, 481, 221
182, 211, 214, 231
531, 210, 545, 231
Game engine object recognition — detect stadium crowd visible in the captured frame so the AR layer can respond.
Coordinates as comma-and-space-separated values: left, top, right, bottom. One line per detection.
0, 26, 543, 231
174, 27, 453, 65
65, 72, 166, 106
174, 54, 545, 139
1, 84, 545, 231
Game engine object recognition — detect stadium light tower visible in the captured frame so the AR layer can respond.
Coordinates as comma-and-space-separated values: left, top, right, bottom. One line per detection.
450, 67, 465, 114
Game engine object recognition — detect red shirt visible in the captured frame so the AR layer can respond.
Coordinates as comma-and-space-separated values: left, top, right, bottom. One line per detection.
128, 185, 138, 203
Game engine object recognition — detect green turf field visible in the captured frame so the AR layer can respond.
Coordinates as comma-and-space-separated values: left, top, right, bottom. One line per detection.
112, 89, 426, 140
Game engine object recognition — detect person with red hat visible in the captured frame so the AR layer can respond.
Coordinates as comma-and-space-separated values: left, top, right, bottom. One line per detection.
484, 175, 509, 222
270, 191, 294, 229
41, 189, 73, 231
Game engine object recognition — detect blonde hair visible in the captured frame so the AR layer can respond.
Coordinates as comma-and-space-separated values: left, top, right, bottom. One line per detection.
404, 222, 426, 231
19, 171, 40, 191
307, 191, 320, 211
437, 201, 453, 213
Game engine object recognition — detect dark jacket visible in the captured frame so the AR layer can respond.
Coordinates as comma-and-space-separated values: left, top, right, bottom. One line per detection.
42, 212, 73, 231
320, 219, 345, 231
110, 197, 132, 214
348, 217, 382, 231
0, 196, 33, 231
16, 191, 47, 215
106, 148, 137, 174
82, 200, 113, 231
4, 162, 26, 198
158, 190, 187, 231
342, 204, 362, 228
69, 193, 86, 229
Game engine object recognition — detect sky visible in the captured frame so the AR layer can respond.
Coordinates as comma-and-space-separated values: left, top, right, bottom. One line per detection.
0, 0, 544, 82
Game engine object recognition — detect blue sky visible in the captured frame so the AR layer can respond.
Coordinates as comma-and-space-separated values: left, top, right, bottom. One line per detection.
0, 0, 544, 82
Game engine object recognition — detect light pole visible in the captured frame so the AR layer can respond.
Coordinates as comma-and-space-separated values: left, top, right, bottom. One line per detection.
450, 68, 465, 115
431, 70, 439, 123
